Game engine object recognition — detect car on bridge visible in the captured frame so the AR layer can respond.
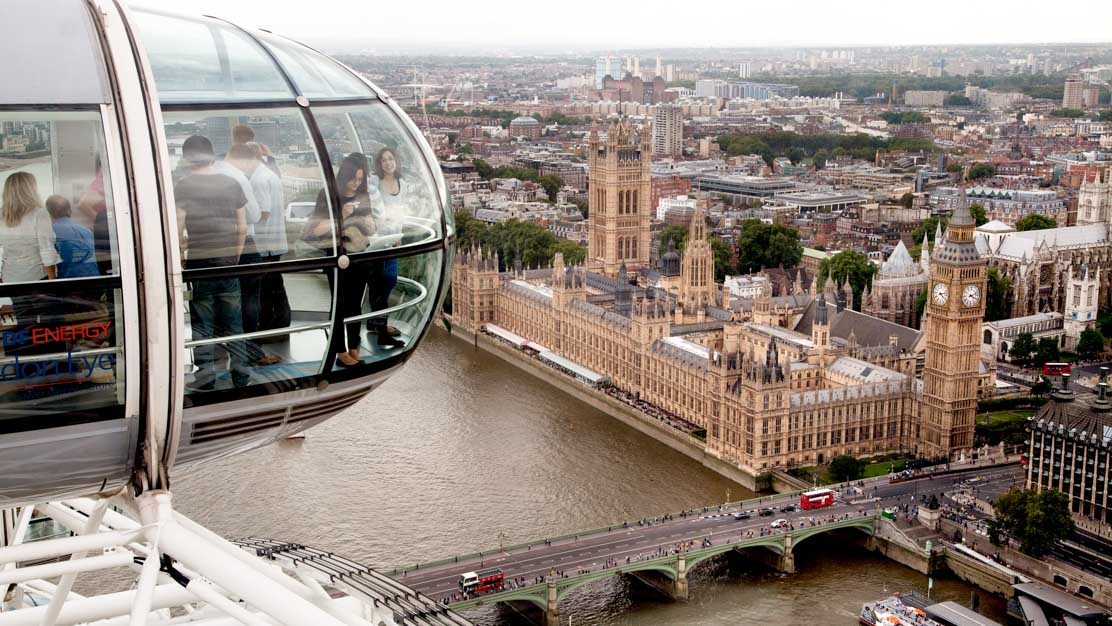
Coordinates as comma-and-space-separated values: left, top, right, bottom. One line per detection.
758, 508, 774, 517
733, 511, 752, 520
770, 518, 788, 529
780, 504, 797, 512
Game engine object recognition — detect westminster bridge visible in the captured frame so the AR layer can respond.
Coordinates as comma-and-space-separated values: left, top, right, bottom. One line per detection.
386, 463, 1023, 626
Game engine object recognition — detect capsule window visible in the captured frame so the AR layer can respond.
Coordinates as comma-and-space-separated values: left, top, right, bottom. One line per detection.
0, 111, 126, 428
132, 9, 293, 103
181, 267, 334, 397
313, 105, 442, 254
161, 108, 336, 266
335, 249, 441, 368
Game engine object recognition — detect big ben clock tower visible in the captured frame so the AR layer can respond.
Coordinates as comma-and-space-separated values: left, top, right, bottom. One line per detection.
921, 190, 986, 459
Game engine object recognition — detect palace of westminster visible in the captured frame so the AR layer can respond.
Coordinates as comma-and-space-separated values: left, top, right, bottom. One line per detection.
451, 121, 1112, 482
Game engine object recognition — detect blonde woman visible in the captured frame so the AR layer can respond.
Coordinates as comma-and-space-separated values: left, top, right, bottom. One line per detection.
0, 172, 59, 283
0, 172, 62, 356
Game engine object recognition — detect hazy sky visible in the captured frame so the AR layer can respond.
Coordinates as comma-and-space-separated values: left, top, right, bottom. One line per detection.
136, 0, 1112, 53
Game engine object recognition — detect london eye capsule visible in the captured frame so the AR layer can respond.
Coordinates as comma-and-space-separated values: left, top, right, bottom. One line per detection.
0, 0, 453, 506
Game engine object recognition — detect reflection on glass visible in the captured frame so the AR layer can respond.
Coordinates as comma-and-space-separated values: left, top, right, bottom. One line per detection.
0, 111, 122, 282
336, 251, 440, 367
314, 105, 442, 251
255, 33, 374, 99
183, 269, 332, 395
133, 9, 292, 103
0, 287, 124, 422
162, 109, 334, 267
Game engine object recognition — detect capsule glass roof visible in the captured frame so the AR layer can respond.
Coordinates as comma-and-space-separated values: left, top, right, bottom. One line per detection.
132, 8, 375, 103
0, 0, 110, 105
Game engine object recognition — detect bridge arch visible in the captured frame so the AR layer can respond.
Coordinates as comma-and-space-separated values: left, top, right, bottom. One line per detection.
686, 538, 784, 573
790, 517, 875, 551
557, 561, 677, 601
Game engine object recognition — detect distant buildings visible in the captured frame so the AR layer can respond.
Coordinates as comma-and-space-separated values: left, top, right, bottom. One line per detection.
652, 104, 683, 158
903, 90, 946, 107
595, 56, 621, 89
933, 186, 1067, 227
1063, 75, 1101, 109
694, 79, 800, 101
508, 116, 541, 140
738, 62, 752, 79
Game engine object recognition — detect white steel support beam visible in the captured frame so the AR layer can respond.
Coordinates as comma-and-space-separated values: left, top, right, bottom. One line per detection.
137, 492, 346, 626
41, 500, 110, 626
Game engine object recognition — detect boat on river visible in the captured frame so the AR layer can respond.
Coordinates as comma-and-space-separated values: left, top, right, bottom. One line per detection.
860, 593, 940, 626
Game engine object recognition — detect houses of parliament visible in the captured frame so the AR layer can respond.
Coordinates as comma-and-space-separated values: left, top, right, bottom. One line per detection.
451, 121, 989, 483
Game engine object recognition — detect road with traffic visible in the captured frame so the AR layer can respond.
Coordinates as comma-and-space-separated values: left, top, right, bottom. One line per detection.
392, 462, 1025, 604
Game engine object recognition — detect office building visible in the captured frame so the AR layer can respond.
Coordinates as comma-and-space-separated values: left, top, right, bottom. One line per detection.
595, 56, 621, 89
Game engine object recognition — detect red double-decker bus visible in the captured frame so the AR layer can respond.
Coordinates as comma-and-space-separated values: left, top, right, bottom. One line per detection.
1043, 362, 1070, 376
800, 488, 835, 510
459, 567, 504, 593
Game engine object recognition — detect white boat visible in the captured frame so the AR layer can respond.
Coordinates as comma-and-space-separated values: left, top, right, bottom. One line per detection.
860, 594, 942, 626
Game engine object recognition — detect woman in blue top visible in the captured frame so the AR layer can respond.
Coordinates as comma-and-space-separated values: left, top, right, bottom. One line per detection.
46, 195, 100, 278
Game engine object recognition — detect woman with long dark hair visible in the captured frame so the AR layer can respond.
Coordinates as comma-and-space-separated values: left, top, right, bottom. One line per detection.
303, 153, 375, 366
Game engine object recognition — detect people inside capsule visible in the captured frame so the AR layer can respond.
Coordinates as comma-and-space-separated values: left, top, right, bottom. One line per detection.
0, 172, 62, 356
365, 147, 410, 348
76, 155, 113, 276
231, 126, 289, 334
175, 135, 250, 390
225, 143, 280, 367
322, 153, 373, 366
46, 195, 99, 279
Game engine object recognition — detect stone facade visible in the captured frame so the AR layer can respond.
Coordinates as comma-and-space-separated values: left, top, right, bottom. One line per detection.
452, 204, 994, 477
921, 193, 987, 459
586, 121, 652, 278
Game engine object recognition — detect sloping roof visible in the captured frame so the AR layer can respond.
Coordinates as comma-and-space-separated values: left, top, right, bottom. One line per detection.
827, 356, 905, 383
977, 219, 1014, 233
879, 240, 921, 278
795, 299, 921, 351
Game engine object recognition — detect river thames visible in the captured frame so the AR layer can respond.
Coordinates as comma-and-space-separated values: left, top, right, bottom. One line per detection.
174, 327, 1005, 625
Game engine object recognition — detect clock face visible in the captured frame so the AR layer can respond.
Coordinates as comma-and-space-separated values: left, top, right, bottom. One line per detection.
962, 284, 981, 307
932, 283, 949, 305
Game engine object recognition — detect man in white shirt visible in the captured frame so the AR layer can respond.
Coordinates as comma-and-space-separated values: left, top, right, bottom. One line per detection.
223, 144, 273, 365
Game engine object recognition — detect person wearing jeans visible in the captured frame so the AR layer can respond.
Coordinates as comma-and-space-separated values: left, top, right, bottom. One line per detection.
189, 277, 250, 389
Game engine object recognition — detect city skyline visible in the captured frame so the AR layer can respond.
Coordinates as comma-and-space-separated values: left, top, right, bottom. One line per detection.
136, 0, 1112, 54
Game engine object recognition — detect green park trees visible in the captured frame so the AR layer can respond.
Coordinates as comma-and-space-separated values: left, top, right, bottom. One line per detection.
985, 268, 1011, 322
735, 220, 803, 274
817, 249, 877, 310
1077, 328, 1106, 358
453, 212, 585, 270
829, 455, 865, 482
989, 488, 1074, 557
967, 163, 996, 180
1015, 214, 1057, 232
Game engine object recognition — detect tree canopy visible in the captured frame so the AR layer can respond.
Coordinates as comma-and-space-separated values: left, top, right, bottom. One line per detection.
830, 455, 865, 482
735, 220, 803, 274
716, 131, 936, 166
658, 224, 689, 253
881, 111, 928, 125
945, 94, 973, 106
1036, 336, 1061, 365
1009, 333, 1037, 365
818, 249, 877, 310
967, 163, 996, 180
985, 267, 1011, 322
453, 211, 586, 270
1077, 328, 1105, 358
1015, 213, 1057, 232
969, 203, 988, 226
912, 215, 947, 244
989, 488, 1074, 557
